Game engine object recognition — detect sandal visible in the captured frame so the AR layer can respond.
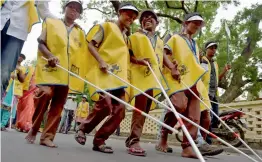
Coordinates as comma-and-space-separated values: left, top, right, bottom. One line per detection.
127, 147, 147, 156
74, 130, 86, 145
93, 145, 114, 154
155, 144, 173, 153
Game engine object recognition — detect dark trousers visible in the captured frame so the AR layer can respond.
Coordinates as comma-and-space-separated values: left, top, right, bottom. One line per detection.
79, 89, 126, 146
125, 90, 153, 147
160, 85, 201, 149
206, 96, 219, 144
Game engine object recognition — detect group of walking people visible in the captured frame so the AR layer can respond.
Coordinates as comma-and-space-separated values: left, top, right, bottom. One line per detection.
1, 0, 231, 159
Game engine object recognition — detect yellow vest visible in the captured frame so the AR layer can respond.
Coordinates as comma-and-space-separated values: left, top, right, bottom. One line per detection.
85, 22, 129, 101
128, 32, 164, 100
36, 18, 87, 93
201, 56, 219, 96
23, 66, 35, 91
76, 102, 89, 118
196, 80, 211, 111
6, 67, 27, 97
164, 34, 206, 96
1, 0, 40, 33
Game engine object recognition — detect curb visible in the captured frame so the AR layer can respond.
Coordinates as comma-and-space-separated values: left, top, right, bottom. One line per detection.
107, 135, 262, 156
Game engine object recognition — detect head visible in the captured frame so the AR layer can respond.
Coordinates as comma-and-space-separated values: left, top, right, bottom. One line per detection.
118, 3, 139, 28
64, 0, 83, 21
140, 10, 159, 32
18, 54, 26, 63
205, 41, 218, 58
183, 12, 204, 35
82, 95, 87, 102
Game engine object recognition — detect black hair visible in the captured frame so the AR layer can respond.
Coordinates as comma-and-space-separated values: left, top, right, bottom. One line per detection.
20, 54, 26, 60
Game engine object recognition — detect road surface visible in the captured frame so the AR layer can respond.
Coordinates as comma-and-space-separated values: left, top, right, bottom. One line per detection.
1, 131, 255, 162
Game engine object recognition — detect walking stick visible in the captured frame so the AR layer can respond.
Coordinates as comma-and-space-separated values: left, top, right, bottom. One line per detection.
203, 98, 262, 120
107, 70, 258, 162
181, 80, 262, 162
145, 63, 205, 162
41, 57, 178, 134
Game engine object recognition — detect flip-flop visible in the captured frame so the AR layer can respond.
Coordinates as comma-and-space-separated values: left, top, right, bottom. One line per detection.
127, 147, 147, 156
155, 145, 173, 153
74, 130, 86, 145
93, 145, 114, 154
40, 141, 58, 148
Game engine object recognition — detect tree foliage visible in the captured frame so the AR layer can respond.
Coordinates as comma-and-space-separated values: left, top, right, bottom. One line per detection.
60, 0, 262, 103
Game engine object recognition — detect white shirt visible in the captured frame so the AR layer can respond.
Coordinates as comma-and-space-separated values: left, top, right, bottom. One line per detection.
64, 99, 77, 111
1, 0, 57, 41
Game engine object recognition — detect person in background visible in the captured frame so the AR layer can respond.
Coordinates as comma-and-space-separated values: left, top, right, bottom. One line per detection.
75, 95, 89, 126
1, 0, 56, 98
1, 54, 27, 131
16, 66, 37, 133
197, 41, 231, 146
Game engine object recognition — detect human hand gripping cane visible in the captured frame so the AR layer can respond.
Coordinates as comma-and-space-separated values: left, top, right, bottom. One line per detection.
180, 80, 262, 162
40, 56, 178, 142
106, 70, 258, 162
144, 62, 205, 162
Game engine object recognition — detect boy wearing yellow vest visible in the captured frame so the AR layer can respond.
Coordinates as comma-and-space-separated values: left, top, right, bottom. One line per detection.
1, 0, 55, 98
125, 10, 164, 156
25, 0, 86, 148
155, 12, 205, 158
197, 41, 230, 146
75, 3, 139, 154
1, 54, 27, 131
75, 95, 89, 124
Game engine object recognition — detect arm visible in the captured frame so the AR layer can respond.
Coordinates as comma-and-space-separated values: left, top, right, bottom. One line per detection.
37, 21, 59, 67
36, 0, 57, 20
219, 64, 231, 81
163, 48, 180, 81
88, 27, 108, 73
16, 67, 26, 83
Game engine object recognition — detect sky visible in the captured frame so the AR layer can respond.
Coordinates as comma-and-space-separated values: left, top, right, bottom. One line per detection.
22, 0, 262, 62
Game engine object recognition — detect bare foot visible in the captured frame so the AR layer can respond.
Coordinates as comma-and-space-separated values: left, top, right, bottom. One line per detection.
40, 139, 58, 148
25, 129, 37, 144
181, 146, 198, 159
155, 138, 168, 153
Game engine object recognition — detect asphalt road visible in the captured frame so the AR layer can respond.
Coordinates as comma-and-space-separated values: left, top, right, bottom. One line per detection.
1, 131, 256, 162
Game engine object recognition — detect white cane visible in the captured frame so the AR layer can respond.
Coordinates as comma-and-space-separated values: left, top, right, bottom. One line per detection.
41, 57, 178, 134
107, 70, 258, 162
145, 62, 205, 162
203, 98, 262, 120
181, 80, 262, 162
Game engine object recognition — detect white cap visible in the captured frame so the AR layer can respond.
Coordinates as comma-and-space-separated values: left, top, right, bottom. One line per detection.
82, 95, 87, 99
65, 0, 83, 13
119, 4, 139, 14
186, 15, 204, 22
206, 42, 218, 49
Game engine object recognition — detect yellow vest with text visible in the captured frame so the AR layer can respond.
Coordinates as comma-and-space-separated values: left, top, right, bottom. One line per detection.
6, 67, 27, 97
23, 66, 35, 91
164, 34, 206, 96
36, 18, 87, 93
1, 0, 40, 33
76, 102, 89, 118
202, 56, 219, 96
85, 22, 129, 101
128, 32, 164, 100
